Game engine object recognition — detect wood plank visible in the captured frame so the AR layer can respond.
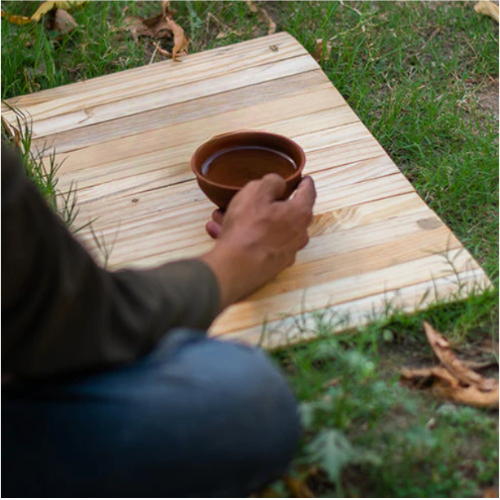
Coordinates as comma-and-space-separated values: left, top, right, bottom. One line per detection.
62, 108, 375, 202
74, 170, 414, 266
47, 86, 351, 173
32, 70, 332, 156
210, 247, 479, 336
3, 33, 300, 112
215, 269, 490, 346
15, 53, 320, 139
4, 31, 490, 350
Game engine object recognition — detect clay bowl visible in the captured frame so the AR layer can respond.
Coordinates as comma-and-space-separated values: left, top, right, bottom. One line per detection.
191, 130, 305, 210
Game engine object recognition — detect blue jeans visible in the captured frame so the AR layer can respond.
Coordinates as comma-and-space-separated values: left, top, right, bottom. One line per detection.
2, 330, 300, 497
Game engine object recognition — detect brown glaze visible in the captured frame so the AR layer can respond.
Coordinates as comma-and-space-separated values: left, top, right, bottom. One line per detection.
191, 130, 305, 209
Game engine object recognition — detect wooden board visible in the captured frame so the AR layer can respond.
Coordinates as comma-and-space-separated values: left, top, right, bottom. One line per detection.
3, 32, 491, 348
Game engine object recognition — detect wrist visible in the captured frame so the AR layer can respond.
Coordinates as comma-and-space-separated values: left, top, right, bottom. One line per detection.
200, 241, 261, 309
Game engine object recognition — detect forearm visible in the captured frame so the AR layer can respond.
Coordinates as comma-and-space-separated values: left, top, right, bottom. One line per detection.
2, 143, 220, 378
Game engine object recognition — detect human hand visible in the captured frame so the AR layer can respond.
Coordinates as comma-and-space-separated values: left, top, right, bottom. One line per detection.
201, 174, 316, 308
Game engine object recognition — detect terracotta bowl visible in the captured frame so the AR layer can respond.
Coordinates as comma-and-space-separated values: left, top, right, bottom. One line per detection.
191, 130, 306, 209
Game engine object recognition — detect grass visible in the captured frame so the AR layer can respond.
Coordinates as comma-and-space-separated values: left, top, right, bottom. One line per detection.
2, 1, 498, 497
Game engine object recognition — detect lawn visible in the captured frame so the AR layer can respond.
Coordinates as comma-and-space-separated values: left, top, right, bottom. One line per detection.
2, 1, 498, 497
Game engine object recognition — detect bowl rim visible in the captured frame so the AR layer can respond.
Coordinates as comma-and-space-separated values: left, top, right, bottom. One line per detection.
190, 130, 305, 191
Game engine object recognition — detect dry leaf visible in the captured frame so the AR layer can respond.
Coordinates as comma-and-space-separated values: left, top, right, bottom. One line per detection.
141, 14, 174, 38
474, 1, 499, 23
246, 0, 276, 35
401, 366, 499, 408
435, 382, 499, 409
283, 475, 316, 498
462, 358, 498, 370
401, 366, 460, 387
53, 8, 78, 34
483, 487, 499, 498
122, 10, 188, 61
424, 322, 498, 391
2, 1, 84, 25
1, 11, 31, 25
480, 338, 499, 355
31, 1, 86, 22
312, 39, 333, 63
162, 0, 172, 17
164, 17, 188, 61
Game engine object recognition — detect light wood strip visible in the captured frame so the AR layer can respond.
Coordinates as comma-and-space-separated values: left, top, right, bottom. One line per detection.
63, 109, 376, 203
72, 151, 395, 207
48, 86, 351, 173
18, 54, 320, 139
210, 247, 479, 336
32, 71, 332, 156
251, 225, 460, 300
3, 33, 300, 111
214, 269, 490, 346
74, 171, 414, 265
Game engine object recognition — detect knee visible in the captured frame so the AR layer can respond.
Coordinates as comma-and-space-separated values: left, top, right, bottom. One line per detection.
188, 339, 301, 448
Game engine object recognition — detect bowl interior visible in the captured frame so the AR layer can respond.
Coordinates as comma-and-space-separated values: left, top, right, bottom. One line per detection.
192, 131, 305, 189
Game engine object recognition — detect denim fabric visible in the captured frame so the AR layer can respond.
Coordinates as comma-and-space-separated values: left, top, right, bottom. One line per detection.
2, 330, 300, 497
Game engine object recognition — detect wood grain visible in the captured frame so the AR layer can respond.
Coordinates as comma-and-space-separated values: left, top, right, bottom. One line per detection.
4, 32, 491, 349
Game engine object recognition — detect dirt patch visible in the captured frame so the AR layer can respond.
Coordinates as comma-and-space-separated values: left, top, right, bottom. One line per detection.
478, 78, 499, 118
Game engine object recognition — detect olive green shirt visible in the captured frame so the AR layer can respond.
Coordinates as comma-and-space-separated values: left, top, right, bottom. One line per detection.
2, 143, 221, 379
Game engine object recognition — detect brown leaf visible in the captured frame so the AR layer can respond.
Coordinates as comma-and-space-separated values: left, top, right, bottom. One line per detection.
162, 0, 172, 17
400, 366, 460, 387
53, 8, 78, 34
246, 0, 276, 35
401, 366, 499, 408
483, 487, 499, 498
312, 39, 333, 63
31, 1, 85, 22
121, 10, 188, 61
424, 322, 498, 391
141, 14, 173, 38
164, 16, 188, 61
1, 10, 31, 25
434, 381, 499, 409
474, 1, 499, 23
283, 475, 316, 498
462, 358, 498, 371
480, 338, 499, 356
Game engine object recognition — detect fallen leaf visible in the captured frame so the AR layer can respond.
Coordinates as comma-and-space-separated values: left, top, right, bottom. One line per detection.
312, 38, 333, 63
141, 14, 174, 38
424, 322, 498, 391
152, 41, 171, 59
122, 9, 188, 61
162, 0, 173, 17
283, 475, 315, 498
53, 8, 78, 34
475, 1, 499, 23
31, 1, 86, 22
435, 382, 499, 409
400, 365, 460, 387
480, 338, 499, 356
1, 11, 31, 25
2, 1, 85, 25
247, 0, 276, 35
462, 358, 498, 370
483, 487, 499, 498
164, 16, 188, 61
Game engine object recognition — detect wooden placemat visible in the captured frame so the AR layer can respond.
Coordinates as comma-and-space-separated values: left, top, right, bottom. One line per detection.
2, 32, 491, 347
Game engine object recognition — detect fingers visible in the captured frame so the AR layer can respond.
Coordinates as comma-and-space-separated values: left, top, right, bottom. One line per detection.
290, 176, 316, 212
243, 173, 286, 202
212, 209, 224, 225
206, 220, 222, 239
